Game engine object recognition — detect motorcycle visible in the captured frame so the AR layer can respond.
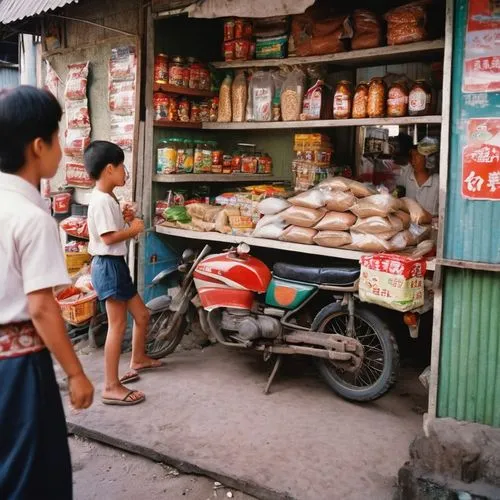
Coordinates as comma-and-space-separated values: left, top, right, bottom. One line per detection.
145, 243, 399, 402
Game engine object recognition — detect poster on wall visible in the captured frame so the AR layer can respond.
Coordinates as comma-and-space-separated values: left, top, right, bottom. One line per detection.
462, 118, 500, 200
463, 0, 500, 93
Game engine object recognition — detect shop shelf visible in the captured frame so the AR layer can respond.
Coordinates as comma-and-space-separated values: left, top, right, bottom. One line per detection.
154, 120, 202, 129
153, 82, 217, 98
212, 39, 445, 70
155, 226, 436, 271
153, 174, 288, 183
202, 115, 442, 131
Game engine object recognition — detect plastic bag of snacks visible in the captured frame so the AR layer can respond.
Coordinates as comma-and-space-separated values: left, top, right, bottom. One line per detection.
251, 71, 273, 122
60, 216, 89, 239
385, 1, 428, 46
64, 129, 90, 157
351, 10, 382, 50
66, 100, 91, 129
65, 62, 89, 100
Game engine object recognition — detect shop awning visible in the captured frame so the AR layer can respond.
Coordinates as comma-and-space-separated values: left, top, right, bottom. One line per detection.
153, 0, 315, 19
0, 0, 79, 25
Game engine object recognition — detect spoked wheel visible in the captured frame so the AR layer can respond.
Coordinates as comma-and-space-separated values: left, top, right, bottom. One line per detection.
312, 304, 399, 402
146, 310, 186, 359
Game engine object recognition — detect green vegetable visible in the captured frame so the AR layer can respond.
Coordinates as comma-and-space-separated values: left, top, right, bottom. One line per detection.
164, 206, 191, 223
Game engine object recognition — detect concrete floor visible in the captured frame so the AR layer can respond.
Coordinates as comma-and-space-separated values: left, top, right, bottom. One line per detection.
65, 345, 427, 500
70, 435, 254, 500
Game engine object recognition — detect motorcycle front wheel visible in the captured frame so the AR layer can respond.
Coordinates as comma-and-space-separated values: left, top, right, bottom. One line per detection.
311, 303, 399, 402
146, 310, 186, 359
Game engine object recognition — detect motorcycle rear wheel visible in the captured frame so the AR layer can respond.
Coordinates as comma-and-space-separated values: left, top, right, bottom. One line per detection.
311, 303, 399, 402
146, 310, 186, 359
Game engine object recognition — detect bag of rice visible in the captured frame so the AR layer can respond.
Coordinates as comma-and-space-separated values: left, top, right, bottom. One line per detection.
279, 225, 317, 244
350, 194, 400, 218
253, 222, 286, 239
351, 216, 393, 234
318, 176, 352, 191
314, 211, 356, 231
282, 206, 326, 227
258, 197, 290, 215
347, 180, 377, 198
346, 233, 393, 252
313, 230, 352, 248
254, 213, 285, 231
402, 197, 432, 224
394, 209, 411, 229
288, 189, 326, 209
323, 190, 357, 212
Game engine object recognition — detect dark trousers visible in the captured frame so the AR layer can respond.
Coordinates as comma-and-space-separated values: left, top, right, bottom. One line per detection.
0, 349, 72, 500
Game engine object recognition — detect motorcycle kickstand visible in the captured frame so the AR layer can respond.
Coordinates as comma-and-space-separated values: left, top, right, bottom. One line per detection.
264, 355, 283, 395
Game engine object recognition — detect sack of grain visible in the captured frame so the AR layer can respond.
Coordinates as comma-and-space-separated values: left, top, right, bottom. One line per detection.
402, 197, 432, 224
279, 225, 317, 244
282, 206, 326, 227
232, 70, 247, 122
253, 222, 286, 240
186, 203, 223, 222
351, 216, 393, 234
347, 179, 377, 198
254, 213, 285, 231
347, 233, 393, 252
258, 197, 290, 215
217, 74, 232, 122
318, 176, 352, 191
350, 193, 400, 218
322, 190, 357, 212
394, 209, 411, 229
288, 189, 326, 209
313, 230, 352, 248
314, 211, 356, 231
281, 68, 305, 121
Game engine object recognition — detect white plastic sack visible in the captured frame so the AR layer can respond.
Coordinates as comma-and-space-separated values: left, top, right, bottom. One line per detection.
258, 197, 290, 215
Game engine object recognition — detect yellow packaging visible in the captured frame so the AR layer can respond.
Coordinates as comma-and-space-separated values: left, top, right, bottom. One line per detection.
65, 252, 91, 274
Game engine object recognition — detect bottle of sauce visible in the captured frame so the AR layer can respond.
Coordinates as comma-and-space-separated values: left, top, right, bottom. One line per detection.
367, 77, 386, 118
409, 80, 431, 116
333, 80, 352, 119
387, 81, 408, 117
352, 82, 369, 119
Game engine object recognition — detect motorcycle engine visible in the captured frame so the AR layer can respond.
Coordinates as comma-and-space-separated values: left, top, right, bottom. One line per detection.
221, 309, 281, 341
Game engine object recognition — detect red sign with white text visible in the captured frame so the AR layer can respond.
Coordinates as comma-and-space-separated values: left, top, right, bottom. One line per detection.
463, 0, 500, 93
462, 119, 500, 200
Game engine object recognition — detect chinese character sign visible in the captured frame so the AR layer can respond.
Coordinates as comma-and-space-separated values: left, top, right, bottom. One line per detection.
462, 118, 500, 200
463, 0, 500, 93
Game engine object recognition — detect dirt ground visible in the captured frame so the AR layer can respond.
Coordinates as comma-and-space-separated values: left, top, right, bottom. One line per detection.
70, 435, 254, 500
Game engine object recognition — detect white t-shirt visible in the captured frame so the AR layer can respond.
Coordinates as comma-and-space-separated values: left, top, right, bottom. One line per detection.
88, 188, 128, 256
397, 165, 439, 216
0, 172, 71, 324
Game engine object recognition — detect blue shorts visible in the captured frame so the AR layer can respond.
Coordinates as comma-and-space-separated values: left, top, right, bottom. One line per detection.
91, 255, 137, 302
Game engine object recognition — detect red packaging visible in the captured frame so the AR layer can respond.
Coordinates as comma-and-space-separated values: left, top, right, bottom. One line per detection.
60, 216, 89, 239
64, 129, 90, 157
243, 21, 253, 39
224, 40, 235, 61
224, 19, 235, 41
66, 100, 91, 128
153, 92, 169, 121
249, 42, 256, 59
231, 153, 242, 173
53, 193, 72, 214
241, 155, 257, 174
154, 53, 168, 82
65, 162, 94, 188
65, 62, 89, 100
235, 19, 245, 39
235, 39, 250, 60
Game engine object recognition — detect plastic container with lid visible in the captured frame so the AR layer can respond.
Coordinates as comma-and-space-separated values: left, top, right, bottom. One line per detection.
333, 80, 352, 120
352, 82, 369, 119
168, 56, 185, 87
367, 77, 386, 118
157, 138, 178, 175
387, 81, 409, 117
193, 140, 204, 174
189, 60, 201, 90
409, 80, 431, 116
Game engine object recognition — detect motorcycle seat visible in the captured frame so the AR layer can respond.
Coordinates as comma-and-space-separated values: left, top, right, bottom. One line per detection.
273, 262, 360, 287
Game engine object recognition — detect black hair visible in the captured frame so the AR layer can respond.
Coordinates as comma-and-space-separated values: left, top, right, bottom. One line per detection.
397, 133, 414, 156
0, 85, 62, 174
84, 140, 125, 180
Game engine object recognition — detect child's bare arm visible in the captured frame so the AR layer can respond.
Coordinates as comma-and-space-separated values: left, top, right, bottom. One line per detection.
28, 288, 94, 409
101, 218, 144, 245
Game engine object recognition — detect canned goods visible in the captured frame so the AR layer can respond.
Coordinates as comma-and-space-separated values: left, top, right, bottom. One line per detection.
154, 53, 168, 82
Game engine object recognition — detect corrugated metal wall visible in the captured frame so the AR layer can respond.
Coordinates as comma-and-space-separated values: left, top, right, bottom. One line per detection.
0, 67, 18, 89
438, 269, 500, 427
443, 0, 500, 264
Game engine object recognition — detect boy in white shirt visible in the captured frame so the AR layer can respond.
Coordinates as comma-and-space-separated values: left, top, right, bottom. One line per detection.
0, 86, 94, 499
85, 141, 162, 406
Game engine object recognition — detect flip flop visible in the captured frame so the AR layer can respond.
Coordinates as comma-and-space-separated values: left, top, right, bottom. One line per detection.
119, 370, 140, 384
102, 390, 146, 406
132, 361, 165, 374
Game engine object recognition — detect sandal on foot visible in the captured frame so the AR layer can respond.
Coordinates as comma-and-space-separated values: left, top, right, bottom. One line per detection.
119, 370, 140, 384
133, 361, 165, 374
102, 390, 145, 406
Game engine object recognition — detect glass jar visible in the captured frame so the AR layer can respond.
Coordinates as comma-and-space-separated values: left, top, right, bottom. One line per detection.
190, 102, 201, 123
352, 82, 369, 119
222, 154, 232, 174
409, 80, 431, 116
182, 65, 190, 88
199, 65, 211, 91
154, 53, 168, 83
272, 96, 281, 121
175, 139, 186, 173
182, 139, 194, 173
367, 77, 386, 118
157, 138, 178, 175
193, 140, 204, 174
231, 151, 242, 173
333, 80, 352, 119
189, 61, 201, 90
178, 97, 190, 122
153, 92, 169, 121
387, 81, 409, 117
168, 56, 184, 87
167, 96, 179, 121
200, 101, 210, 122
209, 97, 219, 122
201, 141, 214, 173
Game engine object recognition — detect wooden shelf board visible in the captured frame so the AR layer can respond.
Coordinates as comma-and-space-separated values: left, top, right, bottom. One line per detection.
202, 115, 442, 131
153, 174, 288, 183
154, 120, 202, 129
155, 226, 435, 271
211, 39, 445, 69
153, 82, 217, 98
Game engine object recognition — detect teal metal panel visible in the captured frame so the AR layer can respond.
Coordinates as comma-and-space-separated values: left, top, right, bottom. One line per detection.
444, 0, 500, 264
438, 268, 500, 426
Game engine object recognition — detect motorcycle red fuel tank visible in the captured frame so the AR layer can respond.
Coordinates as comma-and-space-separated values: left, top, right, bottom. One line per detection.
194, 252, 271, 310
